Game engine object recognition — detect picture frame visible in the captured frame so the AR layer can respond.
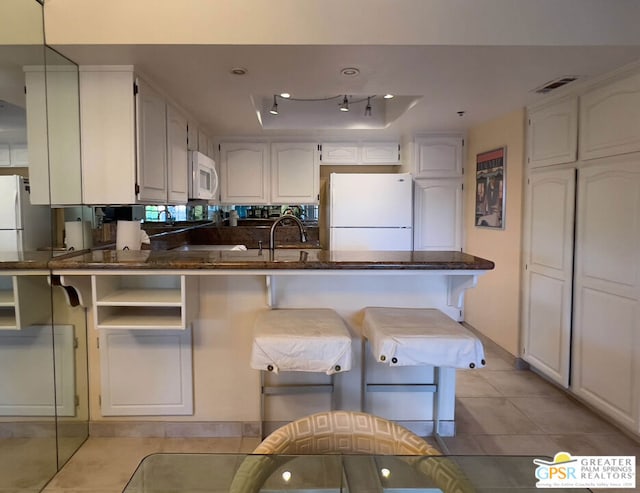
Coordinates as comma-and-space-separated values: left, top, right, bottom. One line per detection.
475, 147, 506, 229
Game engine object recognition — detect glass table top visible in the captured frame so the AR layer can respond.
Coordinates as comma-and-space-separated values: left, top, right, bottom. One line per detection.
122, 453, 594, 492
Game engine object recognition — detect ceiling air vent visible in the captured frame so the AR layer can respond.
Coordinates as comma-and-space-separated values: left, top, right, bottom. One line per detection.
534, 76, 578, 94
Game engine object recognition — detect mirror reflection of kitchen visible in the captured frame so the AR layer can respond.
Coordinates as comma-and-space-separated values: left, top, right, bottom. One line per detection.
0, 0, 90, 490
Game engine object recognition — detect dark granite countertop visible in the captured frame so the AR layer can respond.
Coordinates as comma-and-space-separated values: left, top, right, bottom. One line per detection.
47, 249, 495, 271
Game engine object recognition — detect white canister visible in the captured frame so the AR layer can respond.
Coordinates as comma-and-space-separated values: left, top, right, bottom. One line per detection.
65, 220, 93, 251
229, 210, 239, 227
116, 221, 142, 250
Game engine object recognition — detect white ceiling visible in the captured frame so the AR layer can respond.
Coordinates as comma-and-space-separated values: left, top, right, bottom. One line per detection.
55, 43, 640, 139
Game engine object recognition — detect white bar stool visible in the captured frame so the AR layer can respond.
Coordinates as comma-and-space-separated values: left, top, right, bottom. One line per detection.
361, 307, 485, 447
251, 308, 352, 437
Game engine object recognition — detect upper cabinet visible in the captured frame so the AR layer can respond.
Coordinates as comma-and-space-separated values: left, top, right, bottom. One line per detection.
166, 103, 189, 204
271, 142, 320, 204
527, 97, 578, 168
320, 141, 400, 165
580, 70, 640, 161
219, 141, 320, 205
219, 142, 270, 204
413, 178, 462, 251
79, 66, 189, 205
413, 135, 463, 178
25, 64, 83, 205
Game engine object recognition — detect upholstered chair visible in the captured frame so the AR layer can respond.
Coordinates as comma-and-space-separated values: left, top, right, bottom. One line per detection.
230, 410, 475, 493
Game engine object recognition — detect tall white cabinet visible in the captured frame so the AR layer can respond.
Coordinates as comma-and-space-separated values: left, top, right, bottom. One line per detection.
412, 135, 464, 251
523, 65, 640, 434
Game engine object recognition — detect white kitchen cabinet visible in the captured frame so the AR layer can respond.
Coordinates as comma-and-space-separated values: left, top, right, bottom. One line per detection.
361, 142, 400, 164
414, 135, 463, 178
99, 327, 193, 416
320, 142, 400, 165
521, 168, 575, 387
26, 65, 83, 205
187, 121, 198, 151
166, 103, 189, 204
572, 156, 640, 431
271, 142, 320, 204
219, 142, 270, 204
9, 144, 28, 166
320, 143, 359, 164
91, 274, 198, 331
580, 71, 640, 161
80, 66, 183, 205
0, 144, 29, 167
0, 275, 52, 330
198, 129, 210, 156
136, 77, 168, 203
527, 97, 578, 168
0, 145, 10, 166
413, 178, 462, 251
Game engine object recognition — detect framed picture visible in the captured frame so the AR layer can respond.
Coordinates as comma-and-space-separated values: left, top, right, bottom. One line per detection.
475, 147, 506, 229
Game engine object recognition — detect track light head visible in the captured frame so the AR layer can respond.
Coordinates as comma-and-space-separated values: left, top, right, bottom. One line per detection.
339, 95, 350, 112
269, 95, 279, 115
364, 97, 372, 116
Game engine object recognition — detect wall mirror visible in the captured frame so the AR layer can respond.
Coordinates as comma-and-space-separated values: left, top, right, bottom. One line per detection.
0, 0, 89, 489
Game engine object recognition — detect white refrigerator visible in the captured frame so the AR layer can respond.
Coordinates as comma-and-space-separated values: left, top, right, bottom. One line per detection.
329, 172, 413, 250
0, 176, 51, 251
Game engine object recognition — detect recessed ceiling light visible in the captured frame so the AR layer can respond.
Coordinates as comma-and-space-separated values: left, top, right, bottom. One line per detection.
280, 93, 291, 98
230, 67, 247, 76
340, 67, 360, 77
383, 94, 394, 99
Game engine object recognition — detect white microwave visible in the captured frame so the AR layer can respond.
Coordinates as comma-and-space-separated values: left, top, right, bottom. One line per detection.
189, 151, 218, 201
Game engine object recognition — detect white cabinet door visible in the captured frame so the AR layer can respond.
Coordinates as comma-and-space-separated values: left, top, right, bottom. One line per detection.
0, 145, 10, 167
521, 168, 575, 387
414, 135, 463, 178
271, 143, 319, 204
80, 67, 137, 204
527, 97, 578, 168
136, 77, 167, 203
187, 121, 198, 151
572, 156, 640, 431
361, 142, 400, 164
198, 129, 209, 156
320, 143, 360, 164
99, 328, 193, 416
413, 178, 462, 251
580, 71, 640, 160
166, 103, 189, 204
9, 145, 28, 166
219, 142, 269, 204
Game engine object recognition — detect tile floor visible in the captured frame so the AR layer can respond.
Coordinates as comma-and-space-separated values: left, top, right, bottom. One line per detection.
38, 339, 639, 493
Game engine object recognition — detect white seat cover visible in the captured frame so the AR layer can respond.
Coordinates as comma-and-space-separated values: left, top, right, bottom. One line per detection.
251, 309, 352, 375
363, 307, 485, 369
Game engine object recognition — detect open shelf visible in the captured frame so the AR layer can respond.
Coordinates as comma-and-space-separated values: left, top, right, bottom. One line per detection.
92, 274, 197, 331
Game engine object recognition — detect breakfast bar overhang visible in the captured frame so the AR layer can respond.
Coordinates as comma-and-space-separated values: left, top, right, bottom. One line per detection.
47, 249, 494, 437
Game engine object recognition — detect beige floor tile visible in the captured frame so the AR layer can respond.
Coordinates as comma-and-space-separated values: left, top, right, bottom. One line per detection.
510, 395, 619, 434
0, 438, 58, 491
474, 434, 564, 456
456, 397, 544, 435
456, 371, 502, 397
438, 434, 485, 454
549, 433, 640, 458
159, 437, 242, 453
480, 348, 516, 371
239, 436, 261, 453
476, 370, 564, 397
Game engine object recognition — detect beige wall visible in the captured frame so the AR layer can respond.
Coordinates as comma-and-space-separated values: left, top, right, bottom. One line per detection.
463, 109, 525, 356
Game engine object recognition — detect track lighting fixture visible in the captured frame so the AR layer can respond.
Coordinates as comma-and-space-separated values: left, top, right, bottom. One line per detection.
269, 95, 278, 115
267, 94, 380, 116
339, 95, 350, 112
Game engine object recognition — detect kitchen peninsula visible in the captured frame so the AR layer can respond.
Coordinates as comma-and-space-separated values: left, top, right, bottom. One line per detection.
43, 248, 494, 437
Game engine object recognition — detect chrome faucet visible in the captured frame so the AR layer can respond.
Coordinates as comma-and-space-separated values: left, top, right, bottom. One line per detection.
269, 215, 307, 250
158, 208, 174, 225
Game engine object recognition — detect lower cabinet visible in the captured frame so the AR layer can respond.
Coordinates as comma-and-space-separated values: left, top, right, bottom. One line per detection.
92, 273, 197, 416
572, 156, 640, 431
99, 328, 193, 416
413, 178, 462, 251
521, 167, 575, 387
